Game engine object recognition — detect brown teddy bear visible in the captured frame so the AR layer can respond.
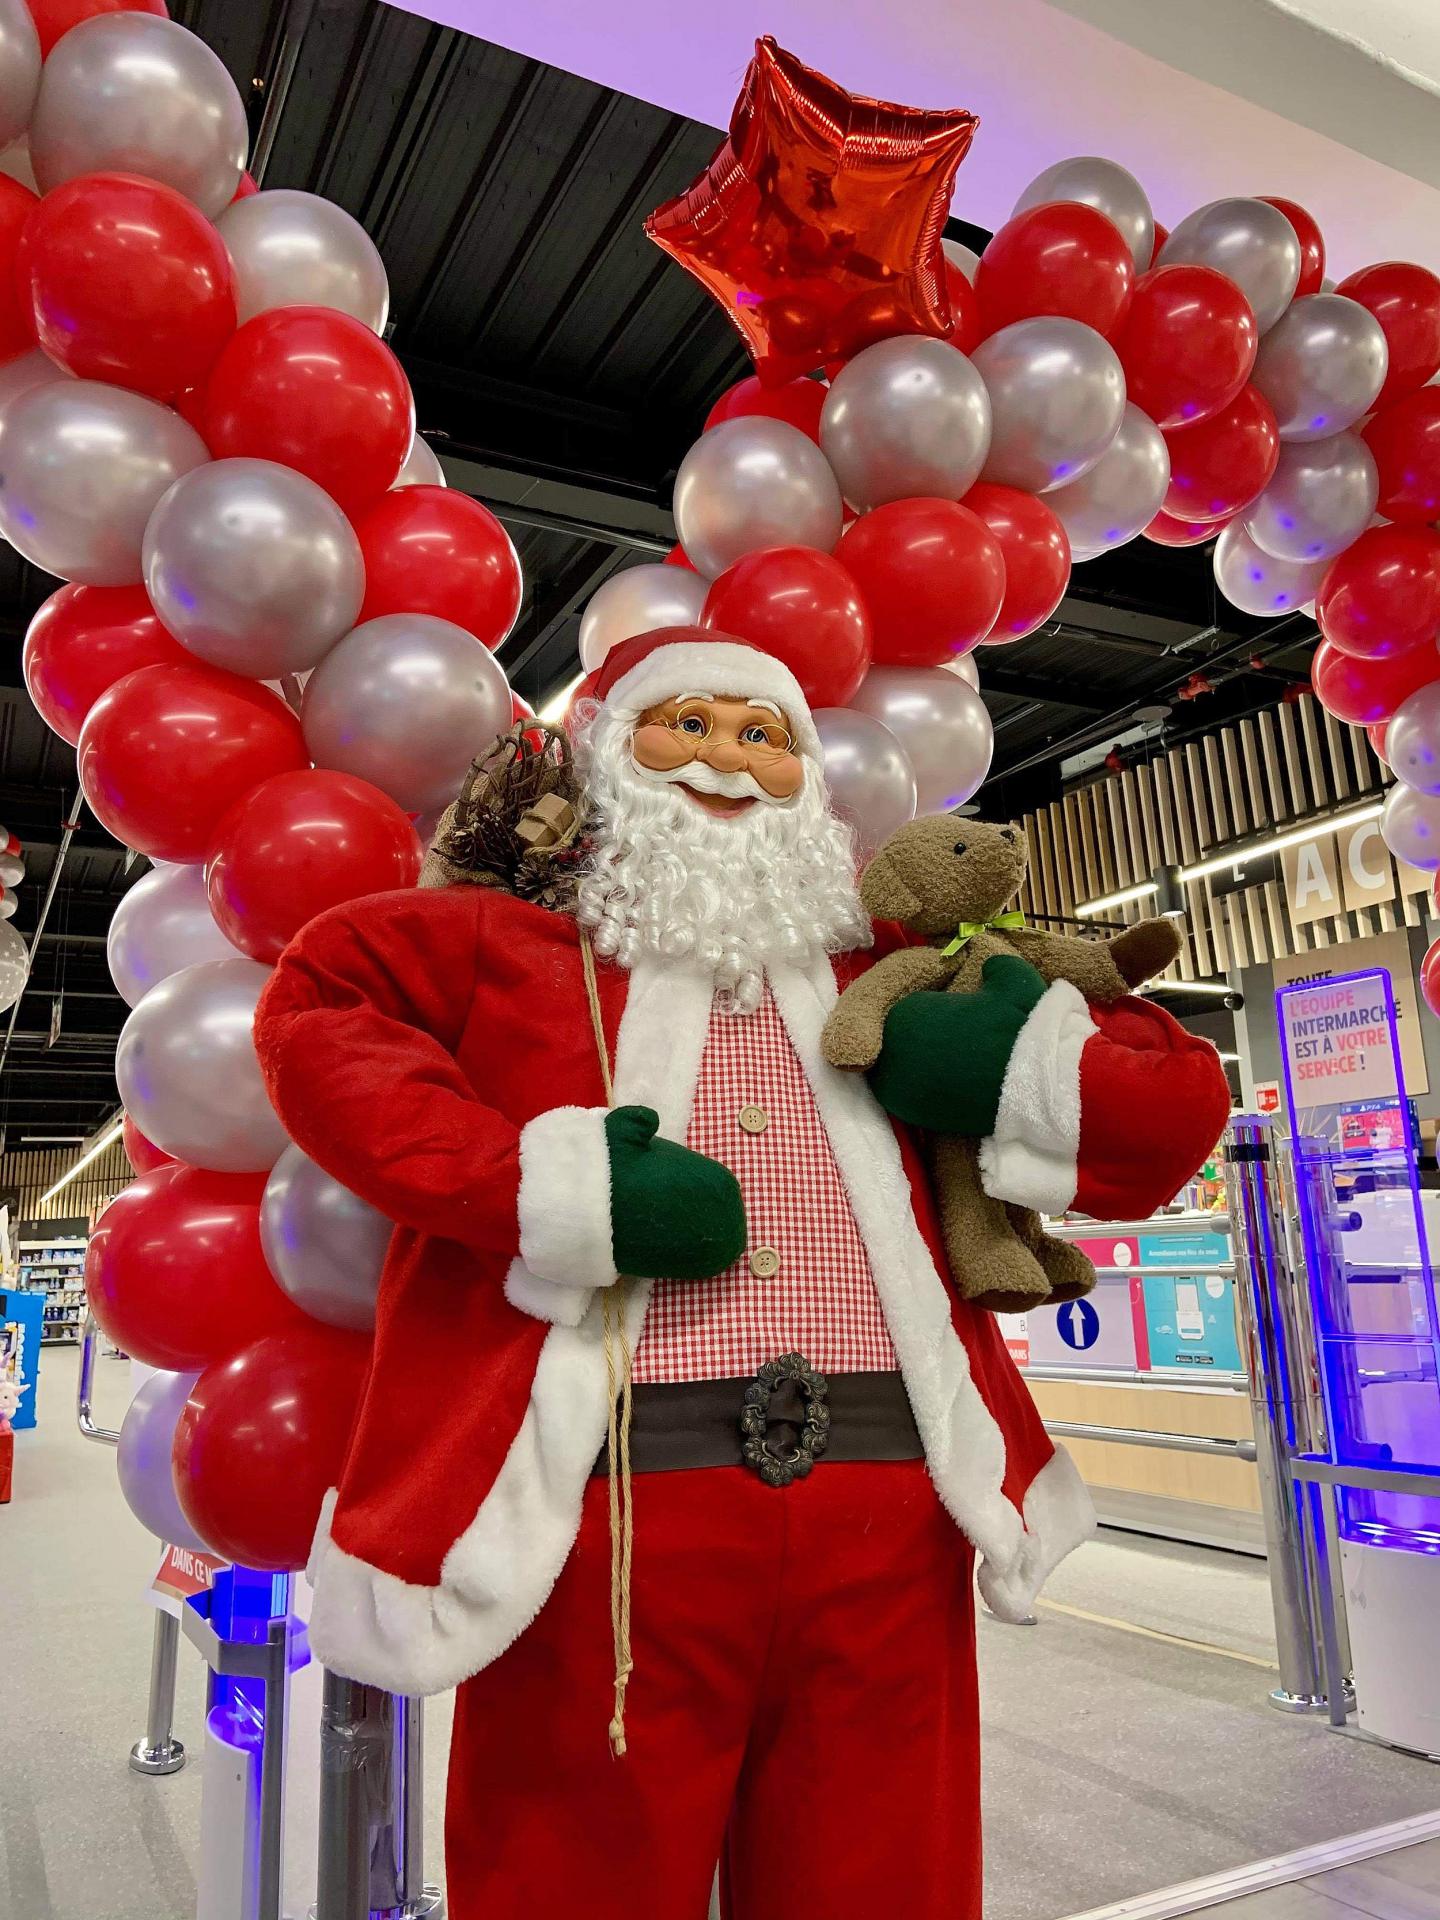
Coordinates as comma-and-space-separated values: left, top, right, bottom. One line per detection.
822, 815, 1182, 1312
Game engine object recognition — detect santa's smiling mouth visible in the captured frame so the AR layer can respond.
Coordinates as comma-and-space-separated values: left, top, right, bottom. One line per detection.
678, 784, 757, 817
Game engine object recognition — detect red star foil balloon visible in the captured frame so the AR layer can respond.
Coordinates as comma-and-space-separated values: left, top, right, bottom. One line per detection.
646, 38, 978, 386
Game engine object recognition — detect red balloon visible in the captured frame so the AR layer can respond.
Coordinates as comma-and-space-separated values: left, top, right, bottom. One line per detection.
1259, 199, 1325, 298
1422, 935, 1440, 1019
1163, 386, 1279, 523
1148, 221, 1169, 267
87, 1166, 302, 1372
1143, 507, 1231, 547
1363, 388, 1440, 525
206, 770, 422, 963
351, 486, 521, 647
201, 308, 413, 515
22, 584, 188, 746
836, 499, 1006, 668
0, 174, 37, 362
705, 374, 826, 441
1114, 266, 1258, 430
20, 173, 236, 400
27, 0, 166, 58
942, 259, 981, 355
976, 202, 1134, 340
1369, 721, 1391, 765
1337, 262, 1440, 409
645, 38, 978, 384
1311, 636, 1440, 726
230, 172, 258, 203
960, 482, 1070, 641
173, 1324, 371, 1572
701, 547, 872, 706
1316, 525, 1440, 659
78, 662, 307, 863
122, 1113, 176, 1175
663, 543, 697, 571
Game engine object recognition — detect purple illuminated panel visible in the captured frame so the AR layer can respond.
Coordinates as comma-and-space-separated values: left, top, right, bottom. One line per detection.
1277, 968, 1440, 1550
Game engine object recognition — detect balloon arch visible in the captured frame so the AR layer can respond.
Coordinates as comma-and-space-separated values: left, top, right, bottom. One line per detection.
0, 15, 1438, 1565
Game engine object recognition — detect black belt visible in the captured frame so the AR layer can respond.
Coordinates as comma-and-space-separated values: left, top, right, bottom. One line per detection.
593, 1354, 921, 1488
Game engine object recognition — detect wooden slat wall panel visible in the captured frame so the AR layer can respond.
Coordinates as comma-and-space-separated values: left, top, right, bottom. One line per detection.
1013, 694, 1416, 978
1, 1139, 132, 1226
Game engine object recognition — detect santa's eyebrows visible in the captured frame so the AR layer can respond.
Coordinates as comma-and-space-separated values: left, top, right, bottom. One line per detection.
669, 692, 783, 718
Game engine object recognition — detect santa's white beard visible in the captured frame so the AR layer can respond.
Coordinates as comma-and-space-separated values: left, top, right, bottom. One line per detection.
575, 704, 870, 1012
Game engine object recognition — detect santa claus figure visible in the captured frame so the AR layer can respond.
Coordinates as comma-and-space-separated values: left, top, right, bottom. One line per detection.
256, 627, 1228, 1918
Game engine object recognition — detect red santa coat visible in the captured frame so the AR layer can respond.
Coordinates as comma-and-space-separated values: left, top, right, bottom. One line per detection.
256, 883, 1229, 1696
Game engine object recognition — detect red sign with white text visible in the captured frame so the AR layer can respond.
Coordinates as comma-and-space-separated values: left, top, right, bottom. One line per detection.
152, 1543, 229, 1604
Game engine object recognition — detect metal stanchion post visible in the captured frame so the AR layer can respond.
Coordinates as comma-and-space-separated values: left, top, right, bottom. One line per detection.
315, 1673, 443, 1920
1224, 1113, 1327, 1712
129, 1609, 187, 1775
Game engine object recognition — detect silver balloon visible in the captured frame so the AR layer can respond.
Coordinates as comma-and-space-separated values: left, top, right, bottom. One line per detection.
0, 346, 68, 425
0, 380, 207, 586
30, 13, 247, 218
820, 336, 991, 512
1213, 520, 1328, 616
1384, 682, 1440, 797
850, 666, 994, 814
394, 431, 446, 489
0, 892, 15, 920
0, 917, 27, 1013
115, 957, 288, 1172
107, 862, 243, 1010
673, 417, 843, 579
973, 317, 1125, 494
260, 1142, 391, 1334
1049, 402, 1169, 560
216, 189, 389, 333
117, 1368, 207, 1551
0, 134, 33, 191
0, 0, 39, 152
579, 564, 708, 674
1012, 155, 1154, 271
942, 653, 981, 689
1242, 432, 1377, 564
143, 459, 365, 679
1250, 293, 1388, 441
1382, 783, 1440, 871
1158, 198, 1300, 333
814, 707, 917, 857
0, 852, 21, 886
303, 614, 513, 815
942, 237, 981, 284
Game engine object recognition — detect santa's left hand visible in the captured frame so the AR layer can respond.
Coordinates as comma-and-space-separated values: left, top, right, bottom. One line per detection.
866, 954, 1047, 1136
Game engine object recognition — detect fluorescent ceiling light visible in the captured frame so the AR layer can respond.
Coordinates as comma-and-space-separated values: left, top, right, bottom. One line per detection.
538, 673, 585, 724
39, 1118, 124, 1205
22, 1134, 85, 1144
1076, 800, 1386, 917
1148, 980, 1234, 996
1074, 881, 1159, 920
1216, 1051, 1241, 1063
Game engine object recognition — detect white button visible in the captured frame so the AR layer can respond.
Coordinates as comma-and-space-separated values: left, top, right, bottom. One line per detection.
739, 1104, 768, 1135
750, 1246, 780, 1279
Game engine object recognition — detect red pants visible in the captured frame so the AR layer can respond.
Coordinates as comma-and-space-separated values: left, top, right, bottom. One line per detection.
446, 1460, 980, 1918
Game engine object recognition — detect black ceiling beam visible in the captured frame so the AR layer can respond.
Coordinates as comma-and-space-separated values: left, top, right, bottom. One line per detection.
980, 667, 1111, 713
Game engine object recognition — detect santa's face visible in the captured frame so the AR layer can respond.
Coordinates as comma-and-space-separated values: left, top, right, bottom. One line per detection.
630, 694, 805, 815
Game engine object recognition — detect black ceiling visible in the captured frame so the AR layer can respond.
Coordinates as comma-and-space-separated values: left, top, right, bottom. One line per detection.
0, 0, 1317, 1140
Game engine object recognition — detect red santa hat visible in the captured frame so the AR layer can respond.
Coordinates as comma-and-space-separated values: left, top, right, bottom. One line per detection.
589, 626, 821, 759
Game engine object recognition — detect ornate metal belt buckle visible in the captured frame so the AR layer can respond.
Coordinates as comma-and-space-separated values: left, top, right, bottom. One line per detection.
739, 1353, 831, 1487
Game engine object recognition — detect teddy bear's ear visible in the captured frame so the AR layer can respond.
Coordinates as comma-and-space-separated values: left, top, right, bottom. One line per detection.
859, 854, 924, 923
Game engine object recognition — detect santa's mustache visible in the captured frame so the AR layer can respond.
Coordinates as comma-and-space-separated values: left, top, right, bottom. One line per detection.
628, 756, 783, 805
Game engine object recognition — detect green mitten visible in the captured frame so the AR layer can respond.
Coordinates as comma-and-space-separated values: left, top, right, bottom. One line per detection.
867, 954, 1049, 1135
605, 1104, 746, 1280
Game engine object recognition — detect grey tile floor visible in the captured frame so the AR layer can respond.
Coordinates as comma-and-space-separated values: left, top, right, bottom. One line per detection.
1201, 1838, 1440, 1920
2, 1349, 1436, 1920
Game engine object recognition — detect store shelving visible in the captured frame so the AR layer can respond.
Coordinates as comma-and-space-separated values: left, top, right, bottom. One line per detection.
19, 1233, 90, 1346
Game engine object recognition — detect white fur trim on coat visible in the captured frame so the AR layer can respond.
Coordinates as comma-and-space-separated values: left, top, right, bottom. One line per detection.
977, 979, 1097, 1215
602, 639, 820, 759
515, 1105, 615, 1293
977, 1446, 1096, 1622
